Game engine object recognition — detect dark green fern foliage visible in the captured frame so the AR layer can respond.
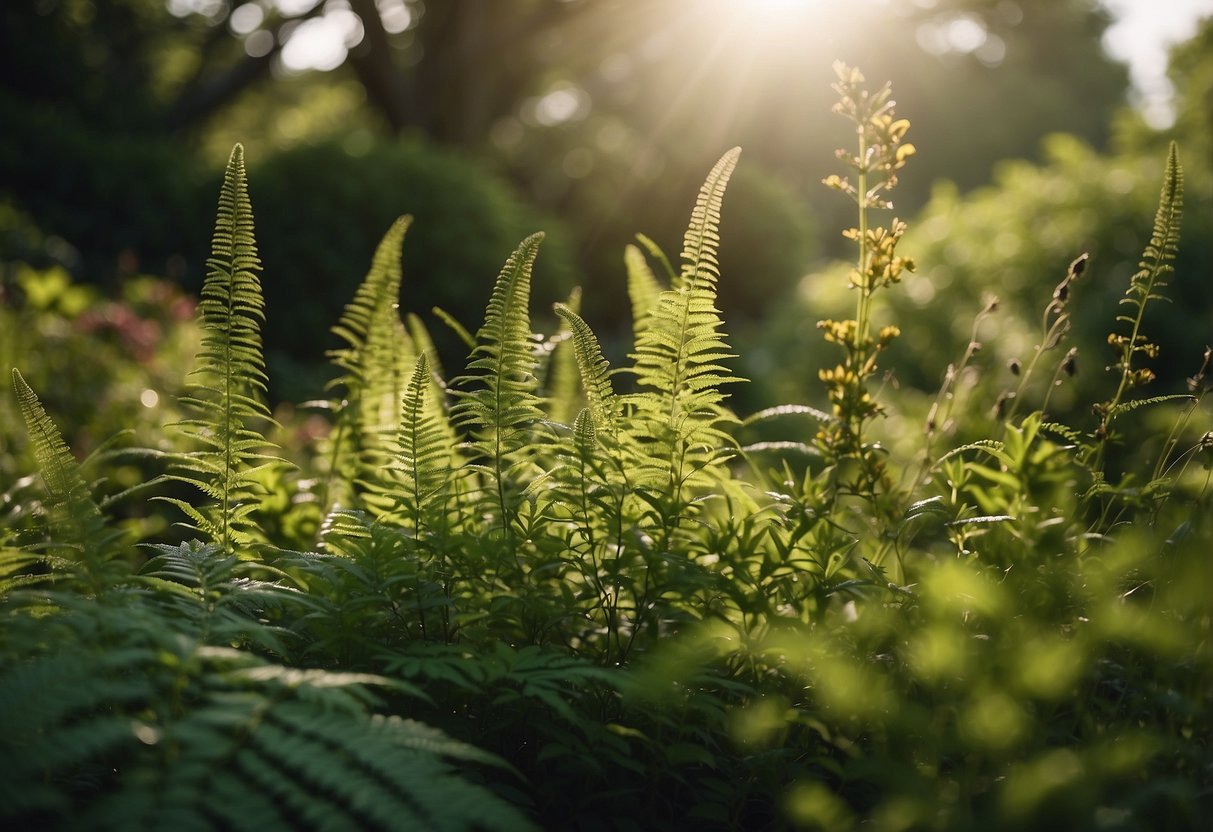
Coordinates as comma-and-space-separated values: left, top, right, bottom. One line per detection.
166, 144, 278, 555
9, 369, 125, 588
5, 124, 1209, 832
0, 595, 532, 832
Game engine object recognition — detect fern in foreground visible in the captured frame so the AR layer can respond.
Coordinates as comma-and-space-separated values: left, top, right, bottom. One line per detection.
0, 595, 534, 832
8, 369, 125, 589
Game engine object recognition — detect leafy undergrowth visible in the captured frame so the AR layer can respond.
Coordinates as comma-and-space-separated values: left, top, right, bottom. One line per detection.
2, 66, 1210, 831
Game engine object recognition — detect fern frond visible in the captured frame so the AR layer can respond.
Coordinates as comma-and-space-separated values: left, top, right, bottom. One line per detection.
625, 243, 664, 347
676, 148, 739, 292
10, 369, 124, 587
932, 440, 1008, 470
547, 287, 583, 426
742, 404, 834, 426
627, 149, 744, 499
635, 232, 678, 283
0, 599, 533, 832
375, 354, 455, 534
1108, 393, 1196, 419
407, 311, 446, 387
452, 233, 546, 536
329, 215, 413, 383
323, 217, 419, 513
168, 144, 279, 557
554, 303, 619, 429
1096, 144, 1185, 454
432, 305, 476, 352
1038, 421, 1082, 443
1131, 142, 1183, 305
11, 369, 95, 522
1108, 144, 1183, 391
355, 243, 417, 461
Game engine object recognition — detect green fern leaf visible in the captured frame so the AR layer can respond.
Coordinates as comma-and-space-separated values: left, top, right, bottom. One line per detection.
407, 311, 446, 387
635, 232, 678, 283
376, 354, 455, 533
329, 215, 413, 383
432, 305, 476, 352
10, 369, 124, 586
625, 243, 664, 347
324, 217, 420, 513
627, 148, 744, 499
167, 144, 279, 556
452, 232, 546, 536
1130, 142, 1183, 305
11, 368, 94, 521
554, 303, 619, 429
0, 600, 534, 832
742, 403, 834, 426
1108, 393, 1195, 419
547, 287, 583, 426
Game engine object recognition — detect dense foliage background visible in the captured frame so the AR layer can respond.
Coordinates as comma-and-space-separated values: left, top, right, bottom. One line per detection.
2, 2, 1211, 830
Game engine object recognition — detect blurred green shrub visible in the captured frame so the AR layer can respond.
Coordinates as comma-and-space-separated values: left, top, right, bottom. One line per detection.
247, 138, 576, 398
0, 263, 197, 509
715, 162, 819, 322
0, 96, 210, 279
756, 136, 1213, 419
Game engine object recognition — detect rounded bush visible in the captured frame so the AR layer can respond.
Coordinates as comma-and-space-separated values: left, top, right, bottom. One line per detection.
246, 138, 575, 394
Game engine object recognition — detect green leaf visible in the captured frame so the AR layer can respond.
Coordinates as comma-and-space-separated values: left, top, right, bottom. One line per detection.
169, 144, 280, 556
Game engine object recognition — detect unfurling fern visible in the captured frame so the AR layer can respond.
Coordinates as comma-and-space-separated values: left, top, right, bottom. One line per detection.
627, 148, 744, 507
8, 369, 125, 590
165, 144, 279, 557
453, 232, 546, 541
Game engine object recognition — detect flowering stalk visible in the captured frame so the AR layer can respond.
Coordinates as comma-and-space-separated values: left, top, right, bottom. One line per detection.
819, 63, 915, 488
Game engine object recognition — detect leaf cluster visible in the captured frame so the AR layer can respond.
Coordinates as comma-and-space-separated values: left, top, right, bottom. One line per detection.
3, 78, 1210, 831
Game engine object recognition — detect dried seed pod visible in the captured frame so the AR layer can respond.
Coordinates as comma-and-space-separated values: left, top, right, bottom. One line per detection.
1062, 349, 1078, 377
1068, 252, 1089, 278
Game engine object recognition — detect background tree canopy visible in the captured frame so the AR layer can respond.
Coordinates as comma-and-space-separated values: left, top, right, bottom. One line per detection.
1, 0, 1208, 403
